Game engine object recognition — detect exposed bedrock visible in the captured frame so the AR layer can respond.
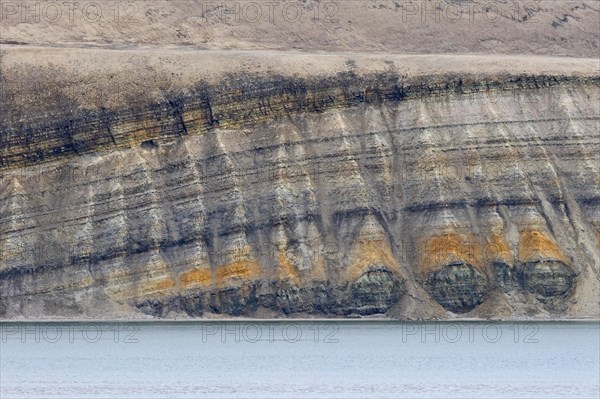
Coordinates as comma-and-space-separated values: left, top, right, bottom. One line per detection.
350, 268, 404, 316
424, 262, 488, 314
492, 261, 516, 292
0, 72, 599, 319
519, 260, 576, 298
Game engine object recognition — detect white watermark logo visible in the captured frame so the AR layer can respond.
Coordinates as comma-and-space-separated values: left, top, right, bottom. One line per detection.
1, 323, 140, 343
0, 2, 140, 24
199, 322, 340, 343
0, 1, 341, 25
401, 322, 540, 344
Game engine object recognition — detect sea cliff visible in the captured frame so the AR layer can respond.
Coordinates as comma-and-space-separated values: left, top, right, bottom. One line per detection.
1, 52, 598, 319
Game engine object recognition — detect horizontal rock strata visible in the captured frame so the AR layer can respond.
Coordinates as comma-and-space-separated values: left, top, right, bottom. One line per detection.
0, 69, 599, 319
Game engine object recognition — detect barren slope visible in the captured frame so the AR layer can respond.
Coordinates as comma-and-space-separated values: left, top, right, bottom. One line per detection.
1, 0, 599, 57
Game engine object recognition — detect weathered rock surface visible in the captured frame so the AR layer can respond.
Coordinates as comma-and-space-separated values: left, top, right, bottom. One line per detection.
351, 268, 404, 316
1, 0, 599, 319
424, 262, 489, 314
0, 56, 598, 319
519, 260, 576, 297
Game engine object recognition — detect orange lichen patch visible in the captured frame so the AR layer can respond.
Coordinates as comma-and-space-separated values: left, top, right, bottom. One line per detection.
276, 251, 301, 284
518, 229, 567, 263
483, 234, 513, 265
418, 233, 483, 275
347, 239, 400, 281
215, 259, 260, 288
179, 267, 212, 290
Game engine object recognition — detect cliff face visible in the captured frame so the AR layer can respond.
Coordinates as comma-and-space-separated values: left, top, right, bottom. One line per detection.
0, 64, 598, 319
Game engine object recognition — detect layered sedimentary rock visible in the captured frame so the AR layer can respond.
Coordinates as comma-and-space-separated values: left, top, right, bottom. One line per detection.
0, 56, 598, 319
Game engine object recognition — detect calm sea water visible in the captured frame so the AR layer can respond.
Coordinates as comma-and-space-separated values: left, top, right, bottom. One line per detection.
0, 321, 598, 398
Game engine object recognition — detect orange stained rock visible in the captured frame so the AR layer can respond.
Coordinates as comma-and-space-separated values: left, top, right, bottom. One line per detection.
153, 277, 177, 291
418, 233, 483, 275
347, 239, 400, 281
142, 277, 175, 291
483, 234, 513, 265
276, 250, 301, 284
518, 229, 567, 263
137, 277, 176, 297
179, 267, 212, 290
215, 259, 260, 288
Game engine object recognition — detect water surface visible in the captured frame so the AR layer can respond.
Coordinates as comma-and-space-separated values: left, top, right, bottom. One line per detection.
1, 321, 598, 398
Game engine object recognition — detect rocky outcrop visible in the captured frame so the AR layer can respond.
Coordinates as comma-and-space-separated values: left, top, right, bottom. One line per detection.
424, 262, 489, 314
519, 260, 576, 297
0, 62, 598, 319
